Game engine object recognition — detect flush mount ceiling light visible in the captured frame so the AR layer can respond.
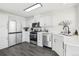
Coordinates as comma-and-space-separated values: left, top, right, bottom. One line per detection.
24, 3, 42, 12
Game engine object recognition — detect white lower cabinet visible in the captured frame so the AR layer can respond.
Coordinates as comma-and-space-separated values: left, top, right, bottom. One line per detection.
8, 34, 16, 46
65, 45, 79, 56
52, 34, 79, 56
16, 33, 22, 44
53, 34, 64, 56
37, 32, 43, 47
22, 30, 30, 43
64, 36, 79, 56
47, 34, 52, 47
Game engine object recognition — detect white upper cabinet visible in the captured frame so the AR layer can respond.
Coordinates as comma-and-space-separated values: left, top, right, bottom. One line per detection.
33, 15, 52, 27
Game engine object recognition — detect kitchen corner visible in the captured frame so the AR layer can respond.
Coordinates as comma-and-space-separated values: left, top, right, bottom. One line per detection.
22, 22, 52, 48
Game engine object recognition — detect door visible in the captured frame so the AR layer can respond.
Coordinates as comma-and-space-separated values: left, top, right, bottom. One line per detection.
8, 20, 17, 46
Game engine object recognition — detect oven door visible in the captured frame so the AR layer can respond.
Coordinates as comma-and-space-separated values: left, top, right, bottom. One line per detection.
30, 32, 37, 41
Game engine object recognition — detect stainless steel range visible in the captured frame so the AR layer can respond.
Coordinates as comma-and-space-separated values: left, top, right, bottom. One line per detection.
30, 22, 41, 44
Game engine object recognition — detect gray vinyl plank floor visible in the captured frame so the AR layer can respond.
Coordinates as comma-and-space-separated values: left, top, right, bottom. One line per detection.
0, 42, 58, 56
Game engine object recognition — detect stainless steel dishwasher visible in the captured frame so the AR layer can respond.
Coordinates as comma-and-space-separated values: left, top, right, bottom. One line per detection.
43, 33, 48, 47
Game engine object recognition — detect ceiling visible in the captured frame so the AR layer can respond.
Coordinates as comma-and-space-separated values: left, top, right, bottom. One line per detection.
0, 3, 77, 17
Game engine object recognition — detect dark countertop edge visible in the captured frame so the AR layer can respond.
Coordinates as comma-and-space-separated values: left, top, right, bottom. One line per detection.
8, 32, 22, 34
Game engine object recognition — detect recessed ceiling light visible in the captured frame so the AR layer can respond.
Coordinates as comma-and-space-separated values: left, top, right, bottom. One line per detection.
24, 3, 42, 12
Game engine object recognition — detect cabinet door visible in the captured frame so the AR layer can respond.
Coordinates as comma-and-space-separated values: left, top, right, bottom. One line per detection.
8, 34, 16, 46
25, 32, 30, 42
16, 33, 22, 44
37, 33, 43, 47
47, 34, 52, 47
22, 31, 30, 43
53, 34, 64, 56
66, 45, 79, 56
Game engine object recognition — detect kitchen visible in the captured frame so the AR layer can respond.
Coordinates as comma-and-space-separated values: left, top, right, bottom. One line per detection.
0, 3, 79, 56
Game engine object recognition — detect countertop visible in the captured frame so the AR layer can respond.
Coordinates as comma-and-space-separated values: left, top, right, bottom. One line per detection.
53, 33, 79, 47
64, 35, 79, 47
57, 33, 79, 47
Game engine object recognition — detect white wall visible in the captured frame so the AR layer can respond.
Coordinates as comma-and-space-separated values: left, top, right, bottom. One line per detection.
0, 11, 27, 49
75, 5, 79, 33
0, 12, 8, 49
25, 16, 34, 28
26, 7, 76, 34
52, 7, 76, 34
8, 14, 27, 31
25, 15, 53, 33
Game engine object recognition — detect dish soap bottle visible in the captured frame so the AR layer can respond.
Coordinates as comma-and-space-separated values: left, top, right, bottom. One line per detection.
74, 30, 78, 35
